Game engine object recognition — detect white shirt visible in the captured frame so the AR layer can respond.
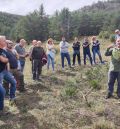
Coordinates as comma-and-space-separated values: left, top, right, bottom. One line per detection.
59, 41, 70, 53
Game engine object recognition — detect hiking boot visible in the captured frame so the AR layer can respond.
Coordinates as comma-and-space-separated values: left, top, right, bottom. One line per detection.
105, 93, 112, 99
9, 98, 16, 106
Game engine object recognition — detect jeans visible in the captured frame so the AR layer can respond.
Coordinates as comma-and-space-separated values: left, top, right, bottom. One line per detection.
47, 54, 54, 71
73, 51, 81, 65
0, 84, 5, 110
0, 70, 16, 99
108, 71, 120, 95
83, 48, 92, 65
19, 59, 25, 72
92, 48, 103, 64
3, 69, 24, 92
61, 53, 71, 68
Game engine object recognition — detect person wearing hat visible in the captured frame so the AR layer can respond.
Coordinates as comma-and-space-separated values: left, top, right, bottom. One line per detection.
115, 29, 120, 40
105, 38, 120, 99
4, 40, 25, 92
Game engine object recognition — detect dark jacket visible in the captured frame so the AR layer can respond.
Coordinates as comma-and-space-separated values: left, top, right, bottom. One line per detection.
32, 46, 44, 61
72, 42, 80, 51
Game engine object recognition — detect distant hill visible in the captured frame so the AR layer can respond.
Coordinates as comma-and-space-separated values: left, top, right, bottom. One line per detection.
81, 0, 120, 13
0, 12, 22, 38
0, 0, 119, 40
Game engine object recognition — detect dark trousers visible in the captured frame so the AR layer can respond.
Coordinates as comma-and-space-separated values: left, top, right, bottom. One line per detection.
108, 71, 120, 95
33, 59, 42, 80
73, 51, 81, 65
92, 48, 103, 64
83, 49, 92, 65
61, 53, 71, 68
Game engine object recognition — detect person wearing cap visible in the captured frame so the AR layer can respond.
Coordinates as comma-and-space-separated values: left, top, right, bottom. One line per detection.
105, 38, 120, 99
4, 40, 25, 92
15, 39, 29, 72
115, 29, 120, 40
31, 41, 45, 80
0, 36, 16, 114
91, 36, 103, 64
59, 37, 71, 69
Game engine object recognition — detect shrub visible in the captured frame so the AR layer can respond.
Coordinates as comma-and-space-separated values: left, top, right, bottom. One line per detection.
110, 34, 115, 43
90, 80, 101, 90
64, 86, 77, 97
99, 31, 110, 39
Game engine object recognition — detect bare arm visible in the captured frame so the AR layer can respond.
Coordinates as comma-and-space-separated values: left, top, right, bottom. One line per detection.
0, 56, 8, 63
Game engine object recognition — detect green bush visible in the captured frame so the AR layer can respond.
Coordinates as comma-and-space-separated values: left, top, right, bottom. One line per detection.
99, 31, 110, 39
90, 80, 101, 90
110, 34, 115, 43
64, 86, 77, 97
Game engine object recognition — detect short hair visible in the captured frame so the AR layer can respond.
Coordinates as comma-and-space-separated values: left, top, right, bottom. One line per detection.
20, 39, 26, 43
0, 35, 6, 43
6, 40, 13, 44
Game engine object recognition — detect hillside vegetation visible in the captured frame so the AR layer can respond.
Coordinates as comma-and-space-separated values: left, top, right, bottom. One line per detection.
0, 0, 119, 41
0, 39, 120, 129
0, 12, 22, 38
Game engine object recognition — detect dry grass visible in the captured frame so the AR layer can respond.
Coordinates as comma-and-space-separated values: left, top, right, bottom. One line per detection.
0, 38, 120, 129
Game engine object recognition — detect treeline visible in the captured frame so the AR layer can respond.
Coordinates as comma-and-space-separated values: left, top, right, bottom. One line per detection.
0, 0, 120, 41
0, 12, 22, 38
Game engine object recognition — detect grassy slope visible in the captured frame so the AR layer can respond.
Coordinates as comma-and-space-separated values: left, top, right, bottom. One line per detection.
0, 38, 120, 129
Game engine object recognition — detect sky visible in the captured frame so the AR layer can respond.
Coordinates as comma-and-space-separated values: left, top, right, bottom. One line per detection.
0, 0, 106, 15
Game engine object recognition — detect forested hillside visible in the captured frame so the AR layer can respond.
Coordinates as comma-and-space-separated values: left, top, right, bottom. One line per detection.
0, 0, 119, 41
0, 12, 22, 38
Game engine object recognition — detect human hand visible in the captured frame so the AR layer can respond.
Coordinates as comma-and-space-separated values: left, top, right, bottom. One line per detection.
108, 44, 115, 49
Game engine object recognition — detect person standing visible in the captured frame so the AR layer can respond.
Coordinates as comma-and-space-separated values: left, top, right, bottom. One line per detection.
31, 41, 45, 80
115, 29, 120, 40
82, 37, 92, 66
91, 36, 103, 64
105, 38, 120, 99
29, 40, 37, 74
4, 40, 25, 92
15, 39, 28, 72
46, 38, 55, 71
72, 37, 81, 66
0, 36, 16, 114
59, 37, 71, 69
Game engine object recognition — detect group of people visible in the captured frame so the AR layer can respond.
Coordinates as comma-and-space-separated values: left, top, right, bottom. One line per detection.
46, 36, 104, 71
0, 28, 120, 115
